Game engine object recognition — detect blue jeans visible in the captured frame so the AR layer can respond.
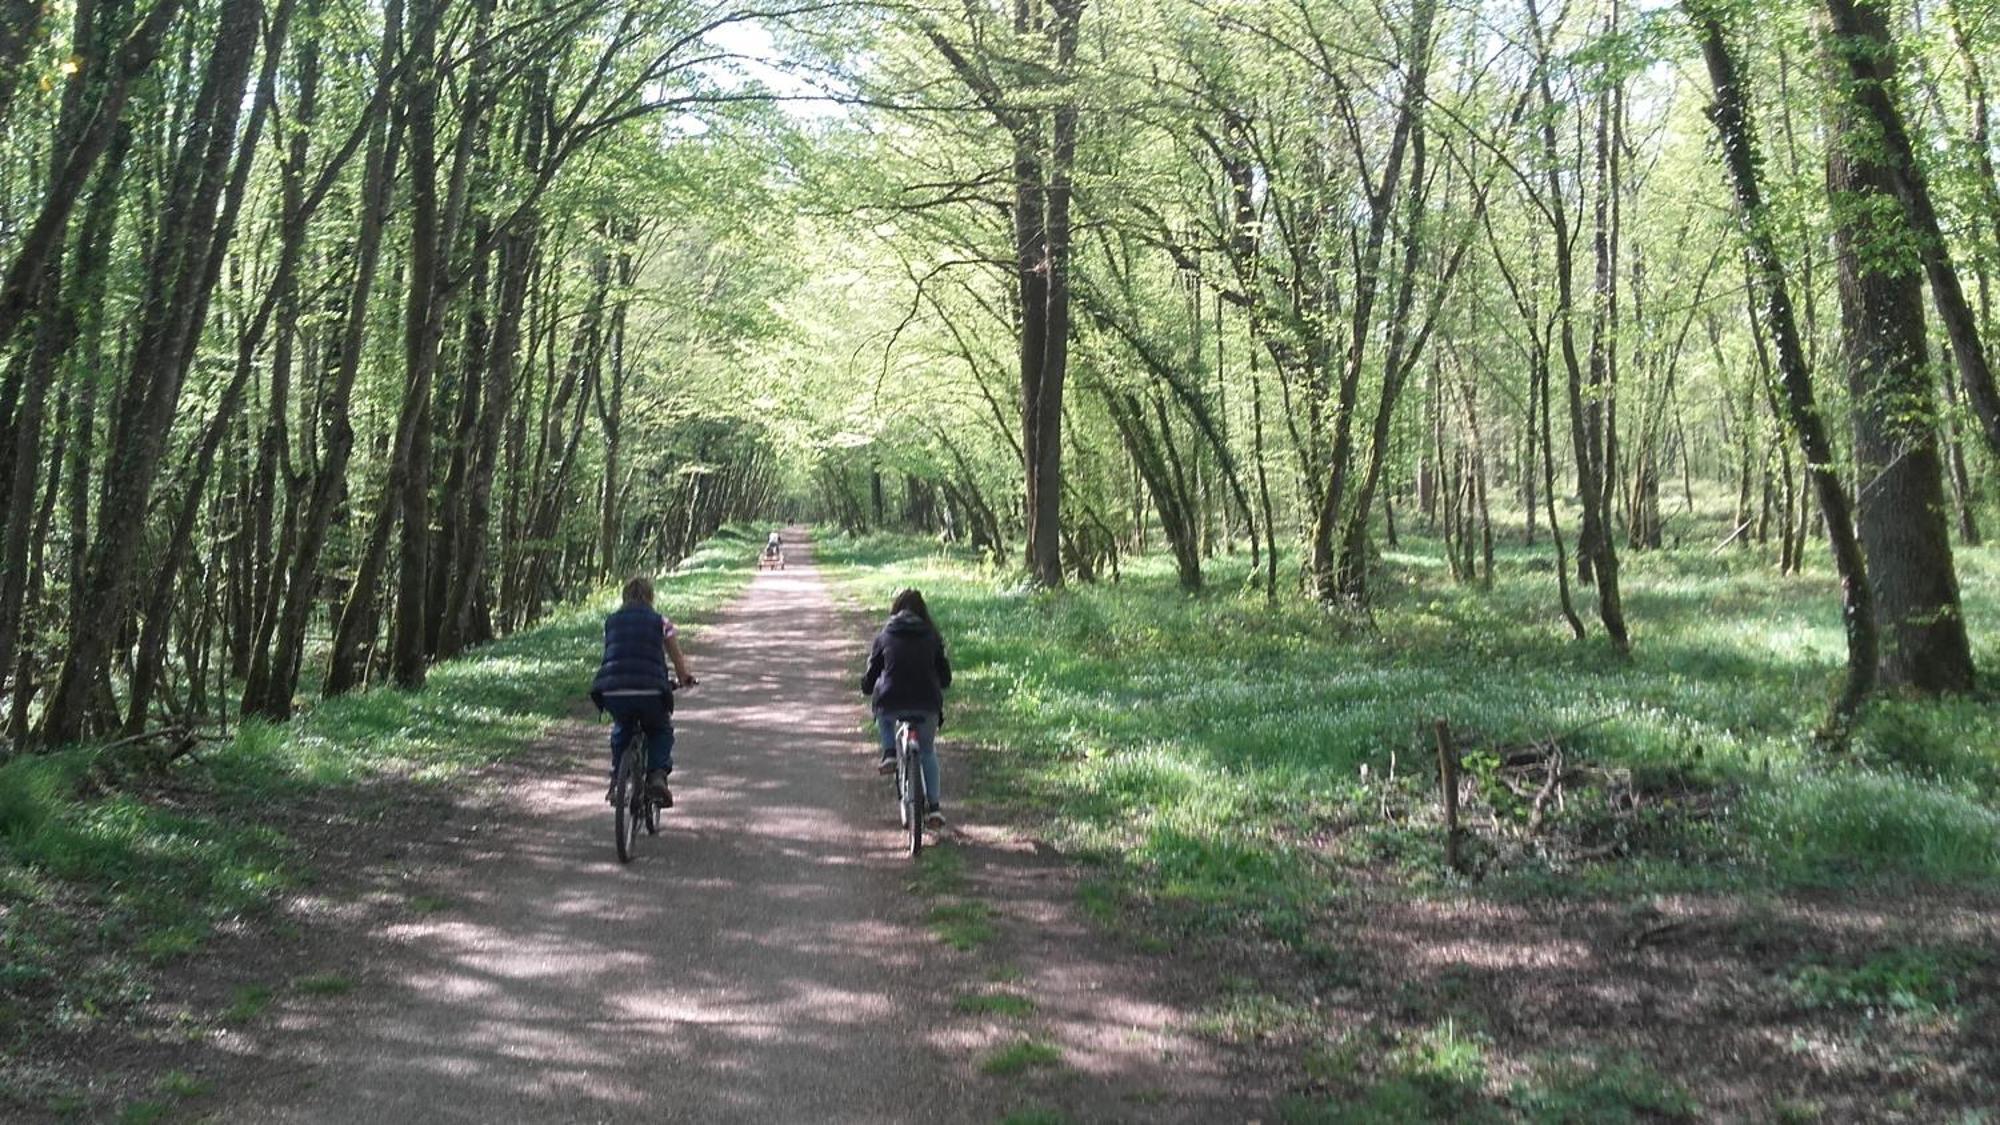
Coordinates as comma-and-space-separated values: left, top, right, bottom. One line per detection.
605, 694, 674, 778
877, 711, 940, 808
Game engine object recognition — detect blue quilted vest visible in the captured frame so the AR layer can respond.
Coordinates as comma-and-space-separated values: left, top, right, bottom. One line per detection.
591, 603, 672, 698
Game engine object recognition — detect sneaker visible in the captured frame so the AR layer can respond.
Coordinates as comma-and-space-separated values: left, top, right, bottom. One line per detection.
877, 755, 897, 775
646, 770, 673, 808
924, 807, 946, 830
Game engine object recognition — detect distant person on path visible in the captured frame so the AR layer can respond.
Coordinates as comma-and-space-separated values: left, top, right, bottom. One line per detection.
861, 588, 953, 828
591, 576, 697, 807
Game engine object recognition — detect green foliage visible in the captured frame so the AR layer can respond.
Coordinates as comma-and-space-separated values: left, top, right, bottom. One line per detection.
1786, 949, 1973, 1016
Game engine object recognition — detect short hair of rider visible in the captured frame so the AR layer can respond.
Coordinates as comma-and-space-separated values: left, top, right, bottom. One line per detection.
890, 587, 930, 623
622, 576, 655, 606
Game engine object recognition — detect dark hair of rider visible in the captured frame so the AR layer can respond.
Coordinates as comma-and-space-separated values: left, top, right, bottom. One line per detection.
622, 576, 655, 607
890, 587, 931, 624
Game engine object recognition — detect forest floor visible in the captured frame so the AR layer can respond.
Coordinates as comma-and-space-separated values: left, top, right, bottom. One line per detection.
817, 531, 2000, 1123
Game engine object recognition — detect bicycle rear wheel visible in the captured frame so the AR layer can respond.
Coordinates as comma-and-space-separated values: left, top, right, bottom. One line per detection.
900, 728, 924, 857
614, 753, 639, 863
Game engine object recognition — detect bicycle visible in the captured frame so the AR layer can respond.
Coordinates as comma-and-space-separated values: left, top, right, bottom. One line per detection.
607, 680, 691, 864
890, 717, 927, 857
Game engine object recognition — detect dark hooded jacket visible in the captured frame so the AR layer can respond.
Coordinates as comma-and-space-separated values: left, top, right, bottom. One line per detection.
591, 602, 673, 707
861, 610, 951, 716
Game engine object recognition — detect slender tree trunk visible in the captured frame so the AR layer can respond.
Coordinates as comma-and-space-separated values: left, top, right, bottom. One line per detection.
1530, 0, 1629, 651
1939, 370, 1981, 544
0, 0, 185, 347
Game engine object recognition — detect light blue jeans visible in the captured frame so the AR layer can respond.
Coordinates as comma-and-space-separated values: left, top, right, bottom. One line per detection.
876, 711, 940, 809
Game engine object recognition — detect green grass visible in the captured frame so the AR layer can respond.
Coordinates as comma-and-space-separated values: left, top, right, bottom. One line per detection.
155, 1070, 210, 1099
980, 1037, 1065, 1076
819, 531, 2000, 918
0, 527, 755, 1065
116, 1100, 170, 1124
929, 899, 997, 951
293, 973, 353, 997
954, 990, 1038, 1017
220, 984, 272, 1024
824, 528, 1997, 1119
907, 845, 968, 897
1282, 1020, 1498, 1124
1511, 1054, 1696, 1123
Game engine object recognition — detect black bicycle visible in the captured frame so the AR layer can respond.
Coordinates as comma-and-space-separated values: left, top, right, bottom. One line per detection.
609, 736, 659, 864
892, 717, 927, 857
608, 680, 691, 864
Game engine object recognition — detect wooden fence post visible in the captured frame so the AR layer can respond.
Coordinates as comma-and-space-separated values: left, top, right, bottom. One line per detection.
1434, 718, 1461, 871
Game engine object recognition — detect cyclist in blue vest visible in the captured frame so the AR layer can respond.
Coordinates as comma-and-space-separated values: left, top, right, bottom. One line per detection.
590, 576, 697, 806
862, 588, 952, 829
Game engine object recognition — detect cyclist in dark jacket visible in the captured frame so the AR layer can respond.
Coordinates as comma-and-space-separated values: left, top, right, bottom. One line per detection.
591, 576, 697, 806
862, 588, 952, 828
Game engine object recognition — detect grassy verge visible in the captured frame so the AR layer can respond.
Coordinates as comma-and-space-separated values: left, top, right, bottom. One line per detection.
0, 526, 757, 1075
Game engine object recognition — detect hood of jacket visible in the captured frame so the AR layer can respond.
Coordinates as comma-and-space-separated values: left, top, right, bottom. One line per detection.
884, 610, 931, 635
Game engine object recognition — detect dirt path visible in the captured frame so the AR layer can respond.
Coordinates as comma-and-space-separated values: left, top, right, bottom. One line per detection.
220, 539, 1252, 1124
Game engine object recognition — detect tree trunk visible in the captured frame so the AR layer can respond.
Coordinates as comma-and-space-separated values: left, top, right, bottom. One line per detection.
1827, 31, 1976, 695
241, 1, 405, 719
41, 0, 263, 746
1823, 0, 2000, 463
1691, 0, 1877, 731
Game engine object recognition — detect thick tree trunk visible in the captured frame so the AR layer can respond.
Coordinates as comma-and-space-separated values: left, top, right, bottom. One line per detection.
1823, 0, 2000, 463
1827, 40, 1976, 695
